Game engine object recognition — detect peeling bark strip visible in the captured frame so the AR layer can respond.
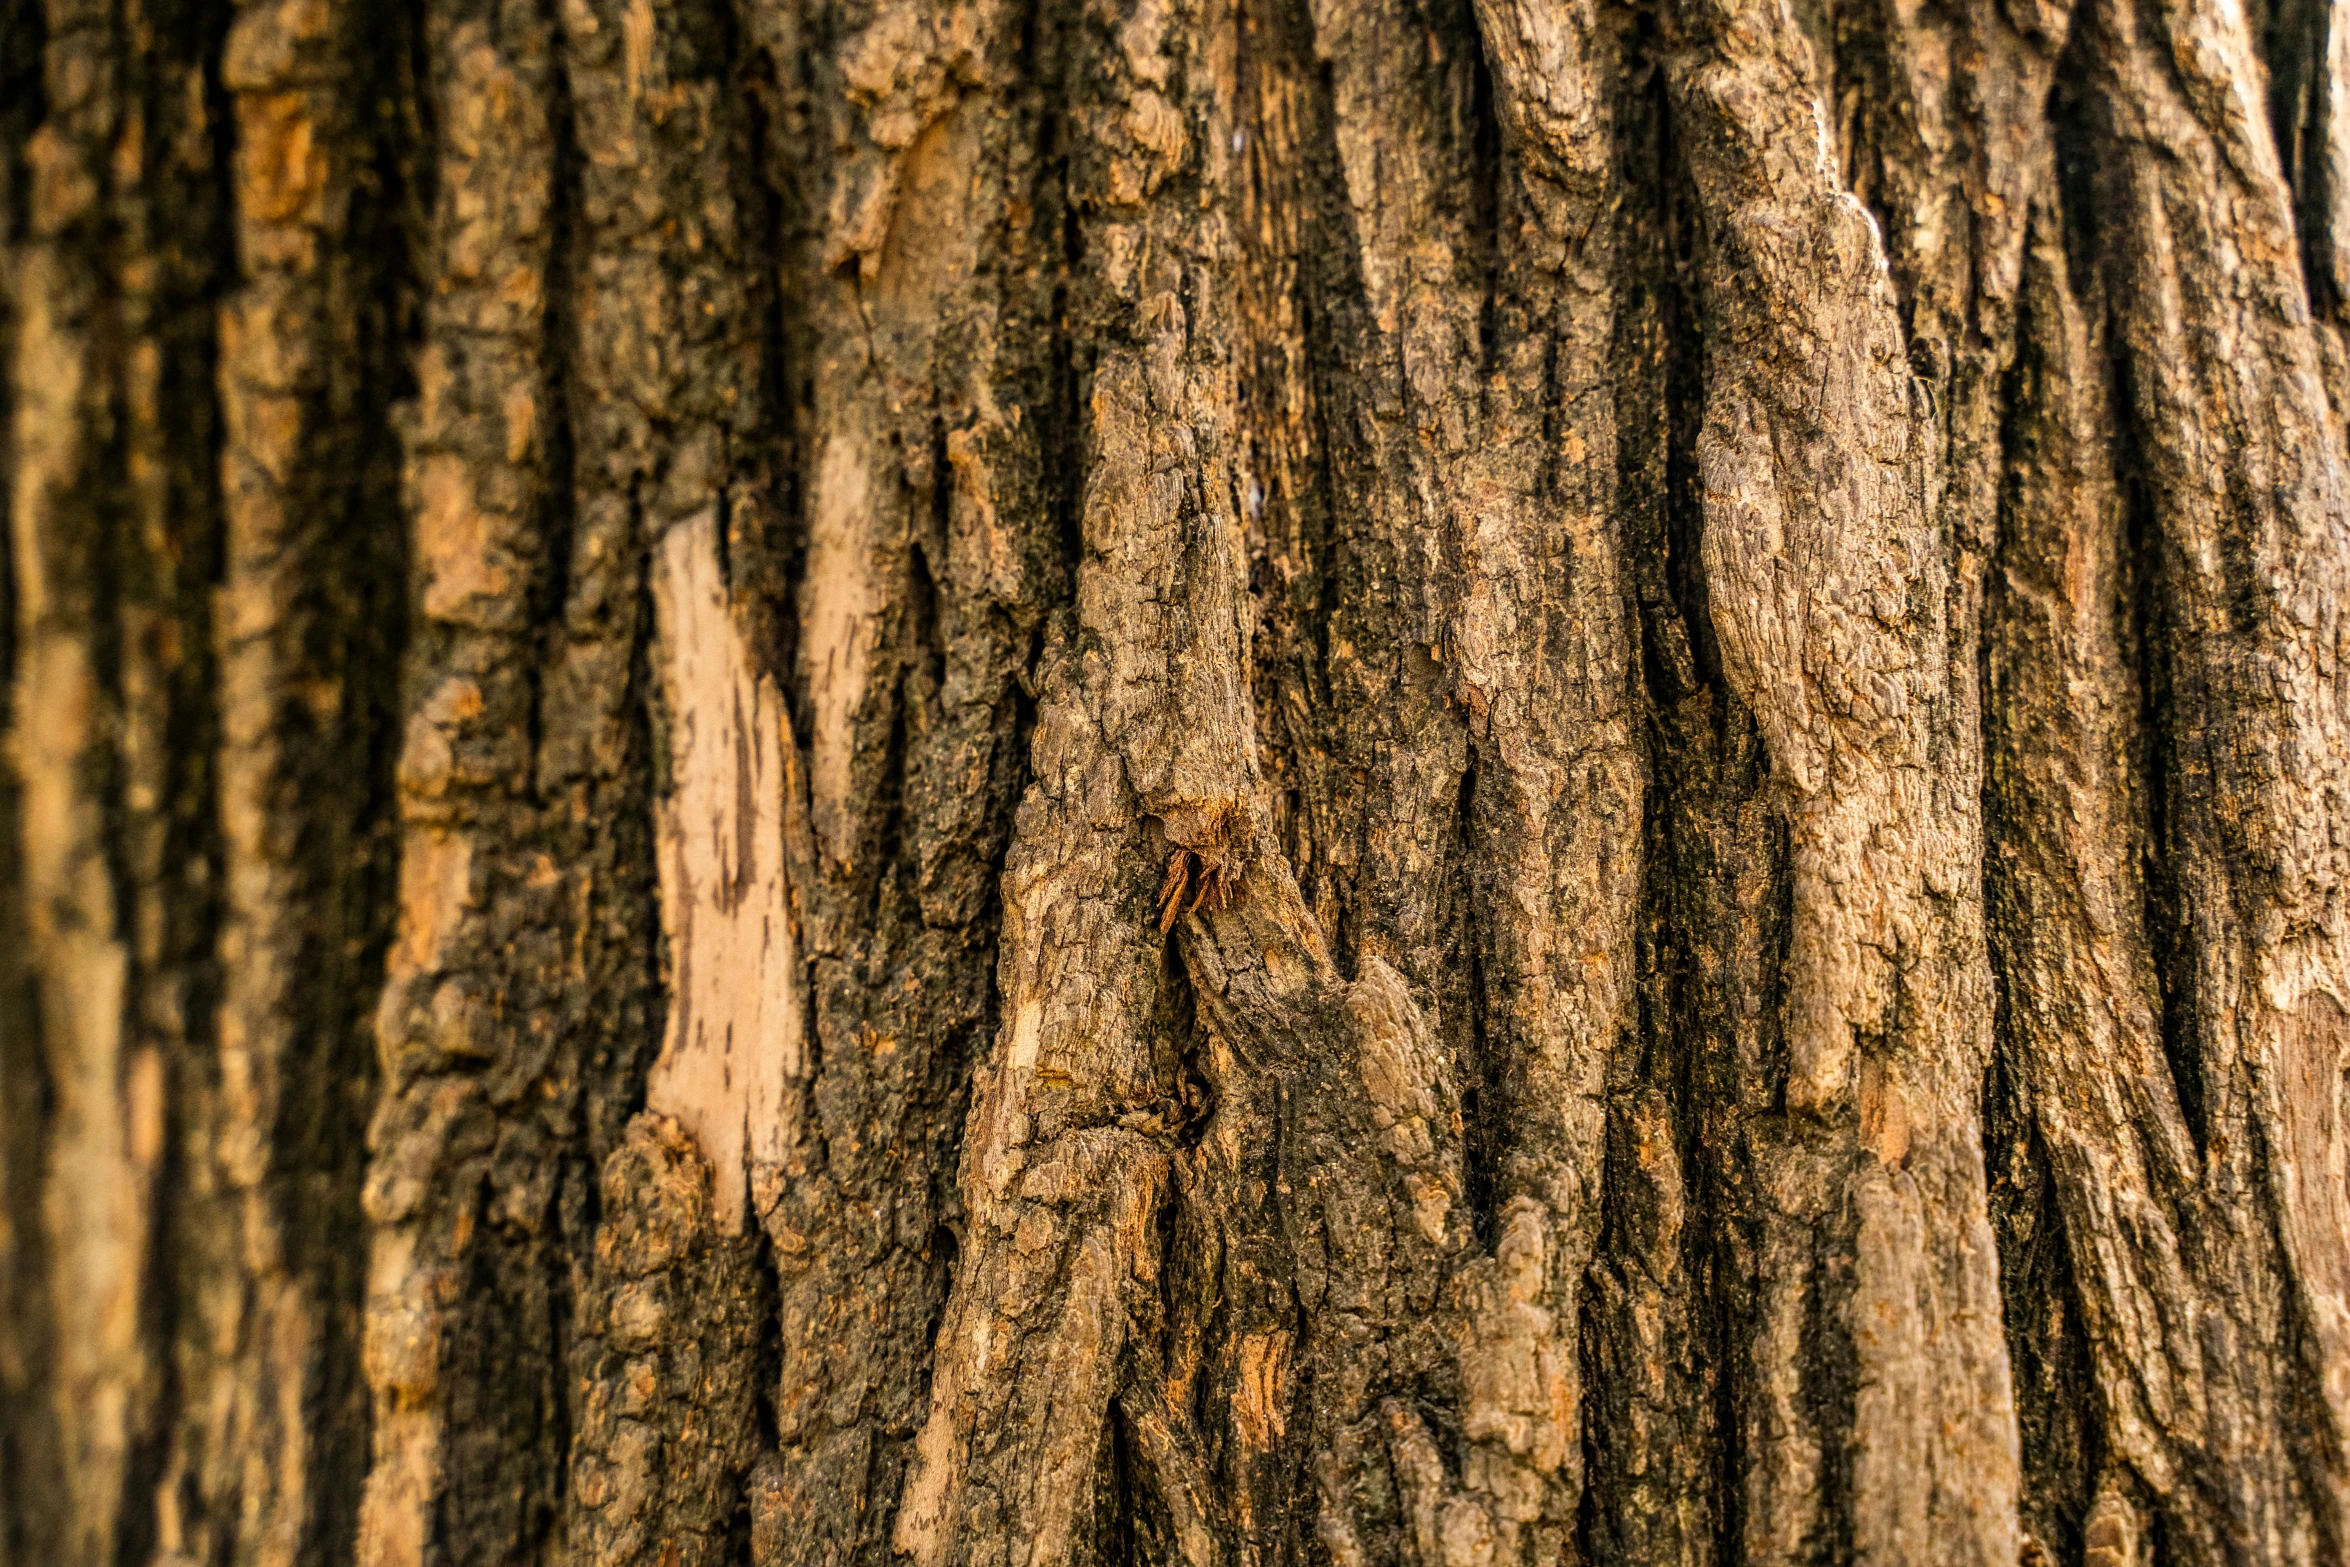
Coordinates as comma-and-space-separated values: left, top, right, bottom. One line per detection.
17, 0, 2350, 1554
648, 509, 799, 1230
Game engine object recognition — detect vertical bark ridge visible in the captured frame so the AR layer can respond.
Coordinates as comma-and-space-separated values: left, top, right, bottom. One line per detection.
898, 0, 1651, 1552
547, 2, 779, 1561
1312, 0, 1645, 1545
7, 0, 408, 1560
1586, 44, 1735, 1565
1160, 3, 1332, 1549
1999, 0, 2350, 1551
0, 5, 47, 1542
7, 8, 174, 1556
1985, 199, 2227, 1562
732, 0, 1062, 1549
0, 175, 55, 1546
201, 0, 415, 1558
1664, 0, 2022, 1557
18, 0, 2350, 1555
359, 1, 589, 1557
1821, 0, 2074, 1543
891, 0, 1244, 1547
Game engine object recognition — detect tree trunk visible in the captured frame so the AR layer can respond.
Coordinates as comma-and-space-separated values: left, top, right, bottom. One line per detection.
8, 0, 2350, 1558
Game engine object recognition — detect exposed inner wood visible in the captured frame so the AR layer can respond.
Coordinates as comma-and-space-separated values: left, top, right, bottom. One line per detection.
648, 511, 802, 1232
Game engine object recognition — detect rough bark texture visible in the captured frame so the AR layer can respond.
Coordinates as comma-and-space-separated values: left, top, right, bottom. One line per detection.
11, 0, 2350, 1560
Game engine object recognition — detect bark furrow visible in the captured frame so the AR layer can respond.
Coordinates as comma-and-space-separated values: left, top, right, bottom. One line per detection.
11, 0, 2350, 1559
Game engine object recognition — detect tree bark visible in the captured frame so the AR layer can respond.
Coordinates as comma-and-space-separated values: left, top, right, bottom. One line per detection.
8, 0, 2350, 1559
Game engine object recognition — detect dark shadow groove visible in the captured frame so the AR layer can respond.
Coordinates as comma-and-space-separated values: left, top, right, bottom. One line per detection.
2114, 322, 2205, 1163
1979, 190, 2108, 1562
1455, 742, 1503, 1254
2046, 44, 2208, 1161
1983, 1044, 2101, 1564
2258, 0, 2342, 319
527, 0, 583, 806
1465, 17, 1504, 386
137, 0, 244, 1556
0, 33, 56, 1504
285, 0, 423, 1549
1588, 22, 1743, 1557
740, 28, 809, 696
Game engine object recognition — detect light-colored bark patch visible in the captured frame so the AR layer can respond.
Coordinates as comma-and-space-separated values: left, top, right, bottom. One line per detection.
11, 237, 153, 1567
802, 436, 879, 868
649, 511, 801, 1231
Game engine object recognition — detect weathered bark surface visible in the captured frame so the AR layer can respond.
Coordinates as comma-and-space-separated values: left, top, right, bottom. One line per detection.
11, 0, 2350, 1559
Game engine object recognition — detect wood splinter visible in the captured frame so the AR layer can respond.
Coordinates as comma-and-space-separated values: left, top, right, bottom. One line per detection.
1157, 846, 1242, 933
